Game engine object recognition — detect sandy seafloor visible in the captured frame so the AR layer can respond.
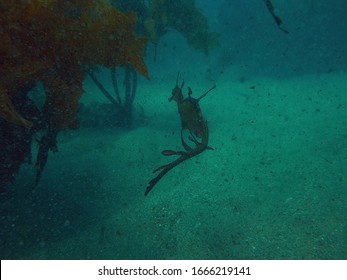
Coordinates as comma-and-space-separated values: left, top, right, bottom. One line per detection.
1, 65, 346, 259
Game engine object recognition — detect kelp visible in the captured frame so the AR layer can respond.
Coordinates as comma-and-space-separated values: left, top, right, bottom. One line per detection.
0, 0, 149, 189
86, 65, 139, 128
144, 0, 219, 54
0, 85, 42, 193
263, 0, 288, 33
0, 0, 148, 131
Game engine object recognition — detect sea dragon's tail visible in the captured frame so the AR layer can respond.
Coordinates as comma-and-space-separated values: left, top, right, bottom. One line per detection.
145, 141, 207, 195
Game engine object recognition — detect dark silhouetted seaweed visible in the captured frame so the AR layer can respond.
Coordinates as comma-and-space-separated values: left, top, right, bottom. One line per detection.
263, 0, 289, 33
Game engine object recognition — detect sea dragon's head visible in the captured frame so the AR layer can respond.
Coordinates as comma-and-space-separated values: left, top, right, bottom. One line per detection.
169, 73, 184, 103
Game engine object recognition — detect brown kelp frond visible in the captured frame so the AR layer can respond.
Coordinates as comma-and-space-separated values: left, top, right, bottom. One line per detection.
0, 0, 149, 130
144, 0, 219, 54
0, 0, 149, 188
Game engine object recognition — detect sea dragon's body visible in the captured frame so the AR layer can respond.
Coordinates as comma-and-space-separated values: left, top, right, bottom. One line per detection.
145, 76, 215, 195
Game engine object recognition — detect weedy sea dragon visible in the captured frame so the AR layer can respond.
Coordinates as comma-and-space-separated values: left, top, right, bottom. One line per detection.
145, 75, 215, 195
